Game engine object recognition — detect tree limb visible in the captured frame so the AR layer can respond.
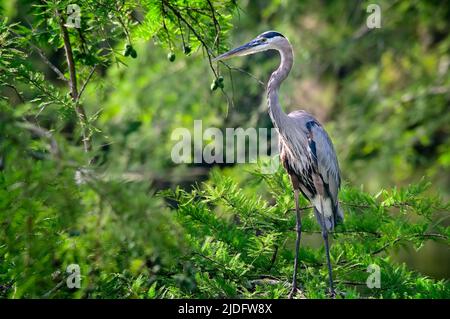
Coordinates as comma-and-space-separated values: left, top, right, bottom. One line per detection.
371, 233, 448, 255
56, 9, 91, 153
32, 44, 68, 82
3, 84, 25, 103
10, 29, 68, 82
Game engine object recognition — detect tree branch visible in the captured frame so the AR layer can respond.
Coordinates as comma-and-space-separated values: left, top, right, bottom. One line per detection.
56, 10, 91, 153
3, 84, 25, 103
11, 28, 68, 82
371, 233, 448, 255
164, 1, 217, 77
32, 44, 68, 82
57, 11, 78, 100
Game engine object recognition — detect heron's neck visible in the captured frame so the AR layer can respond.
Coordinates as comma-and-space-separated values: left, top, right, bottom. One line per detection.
267, 41, 293, 130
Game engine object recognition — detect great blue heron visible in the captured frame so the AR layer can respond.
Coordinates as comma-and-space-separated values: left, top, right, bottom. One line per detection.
213, 31, 343, 298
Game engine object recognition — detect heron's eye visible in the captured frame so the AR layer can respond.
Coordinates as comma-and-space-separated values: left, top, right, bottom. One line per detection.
261, 38, 268, 42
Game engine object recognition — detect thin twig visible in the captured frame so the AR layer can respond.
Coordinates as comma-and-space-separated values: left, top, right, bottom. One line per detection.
371, 233, 448, 255
164, 1, 217, 77
3, 84, 25, 103
267, 244, 279, 271
33, 45, 68, 82
339, 202, 373, 209
42, 280, 65, 298
77, 65, 97, 101
206, 0, 220, 49
11, 29, 68, 82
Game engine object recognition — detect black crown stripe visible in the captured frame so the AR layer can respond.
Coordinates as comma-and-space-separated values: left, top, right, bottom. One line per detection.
260, 31, 285, 39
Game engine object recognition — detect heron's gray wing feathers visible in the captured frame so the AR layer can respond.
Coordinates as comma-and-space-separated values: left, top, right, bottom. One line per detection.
287, 111, 343, 227
309, 122, 341, 203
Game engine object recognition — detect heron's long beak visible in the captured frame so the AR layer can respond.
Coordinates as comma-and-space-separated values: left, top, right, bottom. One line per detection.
212, 39, 264, 62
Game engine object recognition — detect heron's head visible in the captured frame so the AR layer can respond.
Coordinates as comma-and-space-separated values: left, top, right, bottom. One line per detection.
212, 31, 288, 62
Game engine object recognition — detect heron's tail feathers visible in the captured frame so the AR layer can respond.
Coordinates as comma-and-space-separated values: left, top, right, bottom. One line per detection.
336, 202, 344, 223
312, 196, 344, 231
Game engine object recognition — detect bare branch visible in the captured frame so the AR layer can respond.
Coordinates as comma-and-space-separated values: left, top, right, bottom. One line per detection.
221, 62, 265, 87
206, 0, 220, 49
33, 44, 68, 82
56, 9, 91, 153
10, 29, 68, 82
371, 233, 448, 255
56, 11, 78, 100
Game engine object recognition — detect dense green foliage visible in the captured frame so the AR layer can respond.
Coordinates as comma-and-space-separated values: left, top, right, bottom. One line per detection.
159, 166, 449, 298
0, 0, 449, 298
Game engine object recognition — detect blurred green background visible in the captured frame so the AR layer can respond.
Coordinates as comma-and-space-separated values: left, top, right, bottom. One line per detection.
1, 0, 449, 297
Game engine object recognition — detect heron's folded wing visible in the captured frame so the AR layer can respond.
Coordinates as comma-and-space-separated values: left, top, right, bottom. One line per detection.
309, 123, 341, 203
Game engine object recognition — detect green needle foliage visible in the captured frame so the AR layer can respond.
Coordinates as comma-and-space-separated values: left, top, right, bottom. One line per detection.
0, 0, 235, 154
2, 110, 448, 298
157, 166, 449, 298
1, 0, 449, 299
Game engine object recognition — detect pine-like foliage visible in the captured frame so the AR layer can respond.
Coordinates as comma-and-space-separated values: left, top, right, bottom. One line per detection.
1, 105, 449, 298
159, 165, 450, 299
1, 0, 449, 300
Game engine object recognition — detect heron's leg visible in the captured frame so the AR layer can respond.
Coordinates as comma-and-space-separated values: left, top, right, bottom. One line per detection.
317, 196, 335, 298
322, 229, 335, 297
289, 189, 302, 299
